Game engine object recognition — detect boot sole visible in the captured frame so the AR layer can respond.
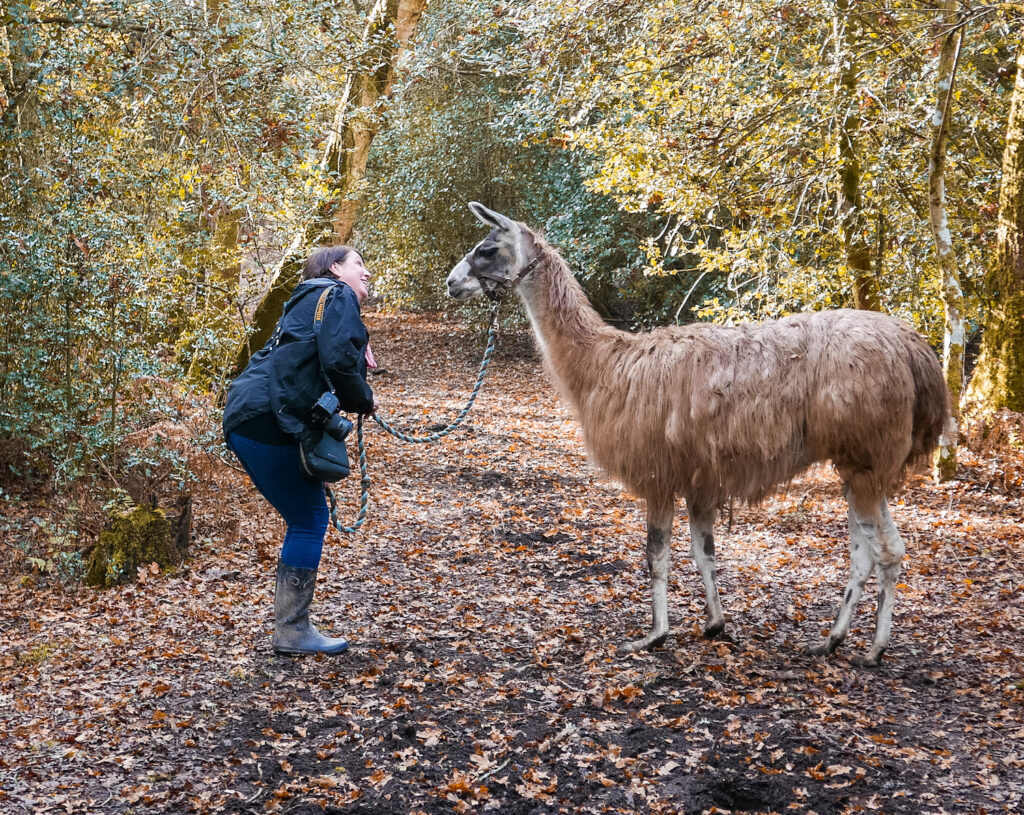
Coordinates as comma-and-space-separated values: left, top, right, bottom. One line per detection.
273, 643, 349, 656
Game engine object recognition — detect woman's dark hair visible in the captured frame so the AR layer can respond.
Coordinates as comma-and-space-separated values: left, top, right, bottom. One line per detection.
303, 245, 361, 281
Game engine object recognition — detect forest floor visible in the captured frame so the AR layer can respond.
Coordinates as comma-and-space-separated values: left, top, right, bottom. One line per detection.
2, 312, 1023, 815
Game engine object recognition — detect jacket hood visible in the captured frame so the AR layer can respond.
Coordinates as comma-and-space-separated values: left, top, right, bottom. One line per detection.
292, 277, 339, 295
291, 277, 360, 306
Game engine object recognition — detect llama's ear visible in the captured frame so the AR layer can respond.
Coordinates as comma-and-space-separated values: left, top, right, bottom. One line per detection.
468, 201, 517, 232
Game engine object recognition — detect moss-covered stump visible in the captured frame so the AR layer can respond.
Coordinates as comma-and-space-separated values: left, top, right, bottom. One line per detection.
85, 499, 192, 588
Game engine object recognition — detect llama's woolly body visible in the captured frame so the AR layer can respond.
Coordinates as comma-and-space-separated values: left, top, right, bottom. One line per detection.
520, 236, 948, 514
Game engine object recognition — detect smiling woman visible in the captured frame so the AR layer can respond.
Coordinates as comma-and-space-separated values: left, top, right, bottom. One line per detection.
329, 252, 372, 305
221, 245, 377, 656
304, 246, 372, 305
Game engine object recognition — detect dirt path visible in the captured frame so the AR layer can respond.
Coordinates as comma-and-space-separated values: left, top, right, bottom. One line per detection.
2, 312, 1023, 814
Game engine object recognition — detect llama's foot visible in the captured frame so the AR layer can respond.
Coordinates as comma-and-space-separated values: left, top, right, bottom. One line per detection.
851, 647, 885, 668
806, 635, 843, 657
616, 629, 669, 655
702, 619, 728, 640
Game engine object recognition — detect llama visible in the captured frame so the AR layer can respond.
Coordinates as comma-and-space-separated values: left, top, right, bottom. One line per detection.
446, 202, 951, 666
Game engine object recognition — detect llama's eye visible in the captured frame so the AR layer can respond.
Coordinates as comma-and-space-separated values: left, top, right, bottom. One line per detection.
477, 246, 498, 258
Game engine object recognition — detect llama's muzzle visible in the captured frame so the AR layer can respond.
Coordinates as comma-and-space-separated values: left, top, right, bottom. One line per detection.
446, 260, 483, 301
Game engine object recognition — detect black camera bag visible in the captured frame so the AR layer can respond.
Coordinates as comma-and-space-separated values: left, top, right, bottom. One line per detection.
299, 419, 352, 482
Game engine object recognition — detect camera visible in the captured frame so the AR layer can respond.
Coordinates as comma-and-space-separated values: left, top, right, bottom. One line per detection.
308, 391, 352, 442
324, 412, 352, 441
299, 391, 352, 482
308, 391, 341, 428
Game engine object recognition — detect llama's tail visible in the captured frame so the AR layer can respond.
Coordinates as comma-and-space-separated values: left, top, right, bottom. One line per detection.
904, 332, 952, 470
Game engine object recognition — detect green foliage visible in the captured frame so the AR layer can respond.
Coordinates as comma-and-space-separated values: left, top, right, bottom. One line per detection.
360, 0, 1018, 345
0, 0, 368, 477
2, 0, 1021, 492
360, 0, 665, 324
513, 0, 1015, 338
18, 509, 86, 584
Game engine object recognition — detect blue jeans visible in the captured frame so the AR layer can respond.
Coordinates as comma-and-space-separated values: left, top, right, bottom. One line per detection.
226, 433, 329, 569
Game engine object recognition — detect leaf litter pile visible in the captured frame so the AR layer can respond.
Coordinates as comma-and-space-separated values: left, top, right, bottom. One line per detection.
2, 312, 1023, 815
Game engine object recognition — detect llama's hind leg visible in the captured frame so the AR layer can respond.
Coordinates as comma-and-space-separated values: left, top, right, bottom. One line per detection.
856, 499, 905, 667
688, 508, 727, 639
617, 501, 675, 654
809, 492, 905, 666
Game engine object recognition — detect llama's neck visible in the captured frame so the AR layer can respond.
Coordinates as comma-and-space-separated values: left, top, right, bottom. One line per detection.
516, 239, 612, 395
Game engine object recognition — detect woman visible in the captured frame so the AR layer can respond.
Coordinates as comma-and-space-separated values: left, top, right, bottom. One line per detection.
223, 246, 374, 655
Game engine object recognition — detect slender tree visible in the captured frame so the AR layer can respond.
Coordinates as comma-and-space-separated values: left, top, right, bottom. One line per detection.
0, 15, 11, 118
235, 0, 428, 371
929, 1, 965, 480
835, 0, 879, 311
968, 43, 1024, 412
325, 0, 428, 243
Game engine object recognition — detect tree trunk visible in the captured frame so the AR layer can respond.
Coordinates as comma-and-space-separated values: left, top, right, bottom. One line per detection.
179, 0, 246, 391
324, 0, 427, 243
233, 0, 427, 373
184, 202, 243, 390
835, 0, 880, 311
0, 16, 12, 118
967, 44, 1024, 412
928, 2, 965, 481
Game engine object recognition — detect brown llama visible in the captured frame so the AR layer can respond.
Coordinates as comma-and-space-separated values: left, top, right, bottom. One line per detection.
446, 202, 951, 667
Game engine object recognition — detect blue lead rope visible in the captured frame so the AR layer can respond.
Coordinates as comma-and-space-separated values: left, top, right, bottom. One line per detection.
326, 304, 500, 533
326, 415, 369, 533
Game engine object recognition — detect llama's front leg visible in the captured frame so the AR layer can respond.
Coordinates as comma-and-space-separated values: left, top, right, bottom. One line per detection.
688, 508, 726, 638
856, 500, 905, 667
617, 502, 675, 654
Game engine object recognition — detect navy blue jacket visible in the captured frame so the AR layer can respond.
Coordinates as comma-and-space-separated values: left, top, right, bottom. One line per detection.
223, 279, 374, 441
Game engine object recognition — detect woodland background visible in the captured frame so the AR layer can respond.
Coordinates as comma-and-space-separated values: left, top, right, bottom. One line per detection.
2, 0, 1024, 494
1, 1, 1024, 813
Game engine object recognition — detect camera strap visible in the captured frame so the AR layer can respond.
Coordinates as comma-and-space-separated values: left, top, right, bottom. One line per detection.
311, 285, 337, 396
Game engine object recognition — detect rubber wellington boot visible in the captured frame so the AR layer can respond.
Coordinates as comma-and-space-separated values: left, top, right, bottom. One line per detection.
272, 561, 349, 655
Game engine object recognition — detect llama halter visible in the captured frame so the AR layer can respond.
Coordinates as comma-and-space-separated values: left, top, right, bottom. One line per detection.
472, 255, 541, 302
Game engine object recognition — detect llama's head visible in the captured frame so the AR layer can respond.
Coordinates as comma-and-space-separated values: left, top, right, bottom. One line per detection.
446, 202, 537, 302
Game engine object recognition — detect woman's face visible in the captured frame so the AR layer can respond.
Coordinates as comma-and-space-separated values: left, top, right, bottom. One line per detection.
330, 252, 370, 304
